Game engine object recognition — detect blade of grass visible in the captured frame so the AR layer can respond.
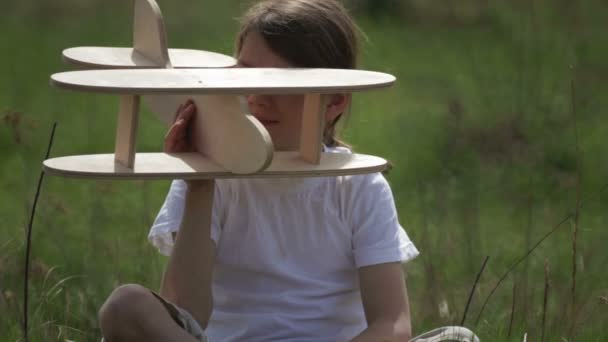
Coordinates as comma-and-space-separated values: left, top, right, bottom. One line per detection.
541, 258, 550, 342
508, 277, 516, 337
23, 122, 57, 342
460, 255, 489, 325
474, 181, 608, 326
569, 65, 582, 339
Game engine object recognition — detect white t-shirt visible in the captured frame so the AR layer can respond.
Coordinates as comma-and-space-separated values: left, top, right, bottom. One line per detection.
148, 150, 419, 342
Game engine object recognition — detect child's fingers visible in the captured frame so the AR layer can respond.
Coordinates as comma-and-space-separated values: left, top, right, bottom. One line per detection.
163, 126, 178, 153
172, 99, 195, 123
172, 103, 184, 123
179, 103, 195, 124
164, 120, 186, 152
164, 100, 197, 153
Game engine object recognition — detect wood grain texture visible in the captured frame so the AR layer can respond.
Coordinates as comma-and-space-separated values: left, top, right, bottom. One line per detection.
133, 0, 170, 68
62, 47, 236, 69
190, 95, 273, 174
299, 93, 325, 164
43, 152, 388, 180
50, 68, 396, 95
114, 95, 140, 168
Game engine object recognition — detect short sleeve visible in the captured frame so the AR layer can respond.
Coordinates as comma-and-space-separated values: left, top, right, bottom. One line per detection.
347, 173, 419, 268
148, 180, 222, 256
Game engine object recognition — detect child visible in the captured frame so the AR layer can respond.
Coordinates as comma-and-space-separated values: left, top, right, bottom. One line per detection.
98, 1, 419, 341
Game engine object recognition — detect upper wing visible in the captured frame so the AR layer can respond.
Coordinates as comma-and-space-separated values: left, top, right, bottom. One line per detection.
50, 68, 396, 95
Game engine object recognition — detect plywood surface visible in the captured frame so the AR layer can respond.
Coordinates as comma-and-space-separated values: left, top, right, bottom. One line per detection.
50, 68, 396, 95
62, 47, 236, 69
189, 95, 273, 174
43, 152, 388, 180
299, 93, 325, 164
133, 0, 170, 68
114, 95, 140, 167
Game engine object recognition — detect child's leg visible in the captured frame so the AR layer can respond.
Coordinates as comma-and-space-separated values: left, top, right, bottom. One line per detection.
99, 283, 203, 342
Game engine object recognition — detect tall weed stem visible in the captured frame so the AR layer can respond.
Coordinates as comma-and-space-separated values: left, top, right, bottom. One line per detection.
23, 122, 57, 341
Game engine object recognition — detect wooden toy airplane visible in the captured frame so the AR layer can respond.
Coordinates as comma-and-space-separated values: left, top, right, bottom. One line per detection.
43, 0, 395, 179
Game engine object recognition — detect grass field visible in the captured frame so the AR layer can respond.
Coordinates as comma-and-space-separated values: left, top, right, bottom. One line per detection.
1, 0, 607, 341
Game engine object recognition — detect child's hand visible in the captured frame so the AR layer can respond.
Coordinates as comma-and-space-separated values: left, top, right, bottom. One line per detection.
164, 100, 211, 188
164, 99, 196, 153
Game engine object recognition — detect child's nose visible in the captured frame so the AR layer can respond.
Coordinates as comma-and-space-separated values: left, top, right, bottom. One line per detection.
246, 94, 270, 113
247, 94, 269, 105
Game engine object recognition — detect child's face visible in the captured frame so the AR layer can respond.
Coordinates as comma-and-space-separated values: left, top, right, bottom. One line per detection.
237, 32, 307, 151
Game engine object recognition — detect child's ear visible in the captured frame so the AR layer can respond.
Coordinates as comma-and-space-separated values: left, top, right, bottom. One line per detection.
324, 94, 350, 122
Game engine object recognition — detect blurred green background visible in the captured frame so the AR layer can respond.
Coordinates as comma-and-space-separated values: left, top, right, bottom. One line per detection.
1, 0, 607, 340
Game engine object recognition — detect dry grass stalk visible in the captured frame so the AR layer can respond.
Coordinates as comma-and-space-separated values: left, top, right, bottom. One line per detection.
568, 292, 608, 339
569, 69, 582, 338
474, 180, 608, 327
508, 277, 516, 337
522, 187, 534, 324
474, 212, 570, 326
541, 258, 550, 342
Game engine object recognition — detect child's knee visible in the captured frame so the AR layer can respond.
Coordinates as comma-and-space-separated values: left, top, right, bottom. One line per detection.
98, 284, 153, 337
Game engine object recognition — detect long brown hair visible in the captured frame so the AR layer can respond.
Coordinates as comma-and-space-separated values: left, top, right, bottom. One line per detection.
235, 0, 361, 148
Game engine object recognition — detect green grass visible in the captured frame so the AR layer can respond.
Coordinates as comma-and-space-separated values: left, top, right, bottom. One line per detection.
1, 0, 608, 341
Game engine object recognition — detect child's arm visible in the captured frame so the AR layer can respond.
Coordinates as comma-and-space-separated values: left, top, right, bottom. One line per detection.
351, 262, 412, 342
159, 100, 216, 329
160, 180, 216, 329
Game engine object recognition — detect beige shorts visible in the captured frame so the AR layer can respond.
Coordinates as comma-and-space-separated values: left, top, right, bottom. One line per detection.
150, 291, 209, 342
